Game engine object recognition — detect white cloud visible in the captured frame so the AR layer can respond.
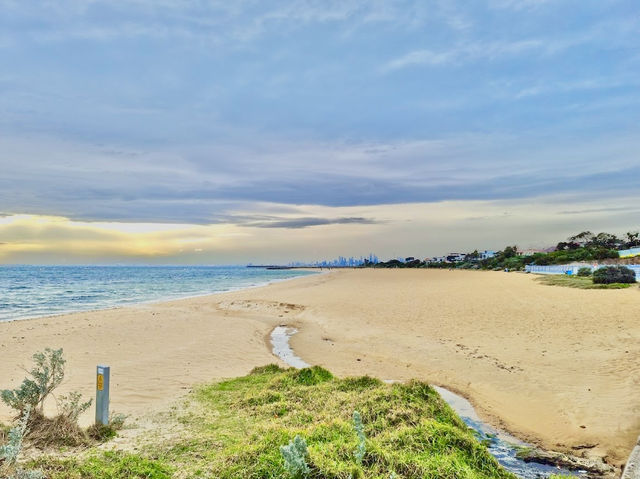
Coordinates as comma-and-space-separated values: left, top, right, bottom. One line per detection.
383, 49, 457, 70
488, 0, 554, 10
382, 35, 586, 71
1, 128, 639, 226
0, 0, 442, 47
3, 193, 640, 264
381, 12, 638, 72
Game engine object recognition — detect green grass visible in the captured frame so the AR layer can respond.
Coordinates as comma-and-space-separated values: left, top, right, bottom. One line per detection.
31, 451, 173, 479
536, 275, 633, 289
31, 365, 514, 478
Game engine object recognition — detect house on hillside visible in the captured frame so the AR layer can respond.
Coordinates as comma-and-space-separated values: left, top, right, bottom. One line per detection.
446, 253, 466, 262
479, 250, 495, 260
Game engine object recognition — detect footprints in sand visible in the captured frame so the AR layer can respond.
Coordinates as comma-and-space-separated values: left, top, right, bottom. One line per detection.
217, 299, 305, 317
453, 342, 524, 373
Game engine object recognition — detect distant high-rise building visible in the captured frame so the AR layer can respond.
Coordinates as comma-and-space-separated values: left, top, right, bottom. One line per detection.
288, 253, 379, 267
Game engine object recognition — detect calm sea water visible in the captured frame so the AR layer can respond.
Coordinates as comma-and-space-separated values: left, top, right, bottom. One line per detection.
0, 266, 315, 323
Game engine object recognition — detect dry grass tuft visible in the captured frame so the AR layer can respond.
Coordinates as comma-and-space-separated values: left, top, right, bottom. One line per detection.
26, 410, 91, 449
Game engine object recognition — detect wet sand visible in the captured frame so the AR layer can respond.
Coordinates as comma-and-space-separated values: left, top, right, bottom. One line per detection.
1, 269, 639, 466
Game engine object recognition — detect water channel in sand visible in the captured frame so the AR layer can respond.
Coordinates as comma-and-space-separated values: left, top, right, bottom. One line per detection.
270, 326, 582, 479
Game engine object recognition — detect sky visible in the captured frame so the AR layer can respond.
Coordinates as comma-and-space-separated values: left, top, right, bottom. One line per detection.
0, 0, 639, 264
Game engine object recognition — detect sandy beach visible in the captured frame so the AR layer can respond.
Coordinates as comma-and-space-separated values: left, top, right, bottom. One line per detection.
1, 269, 639, 466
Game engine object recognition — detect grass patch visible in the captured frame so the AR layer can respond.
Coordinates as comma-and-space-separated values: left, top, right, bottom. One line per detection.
536, 275, 632, 289
31, 451, 173, 479
33, 366, 514, 478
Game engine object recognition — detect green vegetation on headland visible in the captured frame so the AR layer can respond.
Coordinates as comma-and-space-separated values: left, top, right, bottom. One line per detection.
367, 230, 639, 272
14, 365, 517, 479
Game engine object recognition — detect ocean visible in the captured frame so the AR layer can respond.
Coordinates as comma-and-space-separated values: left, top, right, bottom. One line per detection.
0, 265, 315, 323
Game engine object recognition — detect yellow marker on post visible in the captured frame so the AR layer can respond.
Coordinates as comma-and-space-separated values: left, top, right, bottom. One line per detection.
95, 365, 110, 425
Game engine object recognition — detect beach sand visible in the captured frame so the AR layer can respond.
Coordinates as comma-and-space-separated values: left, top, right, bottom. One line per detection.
1, 269, 639, 466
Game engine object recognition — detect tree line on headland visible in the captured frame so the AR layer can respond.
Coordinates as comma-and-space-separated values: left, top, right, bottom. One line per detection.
364, 230, 640, 271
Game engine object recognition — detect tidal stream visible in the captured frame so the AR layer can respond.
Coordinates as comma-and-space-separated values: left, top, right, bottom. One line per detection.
270, 326, 582, 479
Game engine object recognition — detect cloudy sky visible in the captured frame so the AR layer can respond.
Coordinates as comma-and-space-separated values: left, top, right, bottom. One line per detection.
1, 0, 639, 264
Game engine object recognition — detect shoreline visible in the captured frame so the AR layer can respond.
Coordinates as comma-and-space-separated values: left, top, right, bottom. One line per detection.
2, 269, 638, 470
0, 267, 320, 325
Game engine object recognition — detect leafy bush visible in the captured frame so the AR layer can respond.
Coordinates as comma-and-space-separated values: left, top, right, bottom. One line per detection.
1, 348, 65, 414
593, 266, 636, 284
0, 408, 30, 466
280, 435, 310, 478
1, 348, 99, 448
58, 392, 93, 423
577, 267, 592, 277
0, 408, 45, 479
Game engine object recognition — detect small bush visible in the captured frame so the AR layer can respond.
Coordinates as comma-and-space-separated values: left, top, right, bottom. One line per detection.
593, 266, 636, 284
87, 424, 117, 442
0, 408, 45, 479
87, 413, 127, 441
1, 348, 100, 449
58, 392, 92, 423
1, 409, 30, 466
1, 348, 65, 414
577, 267, 592, 277
280, 435, 310, 478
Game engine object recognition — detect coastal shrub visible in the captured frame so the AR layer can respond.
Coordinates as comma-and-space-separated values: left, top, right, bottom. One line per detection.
58, 392, 93, 423
1, 348, 65, 414
593, 265, 636, 284
576, 267, 592, 277
86, 412, 127, 442
1, 348, 101, 448
280, 435, 310, 477
353, 411, 366, 466
0, 408, 30, 466
0, 408, 45, 479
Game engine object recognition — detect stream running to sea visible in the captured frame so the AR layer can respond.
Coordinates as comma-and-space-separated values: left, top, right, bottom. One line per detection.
270, 326, 582, 479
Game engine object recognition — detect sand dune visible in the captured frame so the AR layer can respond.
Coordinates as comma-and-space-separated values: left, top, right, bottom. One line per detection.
1, 269, 639, 466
